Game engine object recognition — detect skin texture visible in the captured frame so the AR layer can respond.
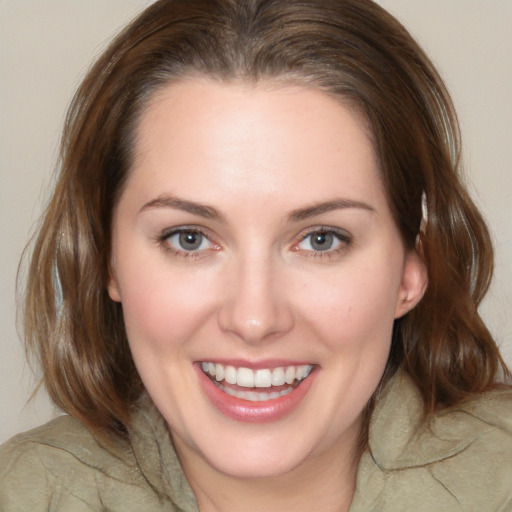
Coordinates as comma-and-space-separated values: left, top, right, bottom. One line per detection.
108, 80, 427, 511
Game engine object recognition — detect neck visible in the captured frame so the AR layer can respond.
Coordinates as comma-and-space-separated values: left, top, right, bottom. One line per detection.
174, 432, 361, 512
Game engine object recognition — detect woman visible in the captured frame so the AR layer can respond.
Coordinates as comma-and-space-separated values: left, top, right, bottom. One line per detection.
1, 0, 511, 510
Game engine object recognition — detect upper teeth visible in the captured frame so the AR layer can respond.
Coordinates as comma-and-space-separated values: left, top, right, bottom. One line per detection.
201, 362, 313, 388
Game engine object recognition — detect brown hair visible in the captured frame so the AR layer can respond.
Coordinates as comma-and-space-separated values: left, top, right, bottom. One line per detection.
22, 0, 509, 436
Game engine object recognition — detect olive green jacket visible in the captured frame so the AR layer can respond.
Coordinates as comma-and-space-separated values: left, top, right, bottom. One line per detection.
1, 372, 512, 511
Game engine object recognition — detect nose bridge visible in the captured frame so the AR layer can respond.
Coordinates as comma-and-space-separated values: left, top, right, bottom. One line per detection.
217, 246, 294, 343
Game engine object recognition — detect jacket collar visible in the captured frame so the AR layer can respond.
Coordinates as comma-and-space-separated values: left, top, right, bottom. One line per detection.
368, 370, 501, 470
129, 395, 198, 512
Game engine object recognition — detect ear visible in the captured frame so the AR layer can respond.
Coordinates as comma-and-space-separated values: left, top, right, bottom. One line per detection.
107, 262, 122, 303
394, 245, 428, 319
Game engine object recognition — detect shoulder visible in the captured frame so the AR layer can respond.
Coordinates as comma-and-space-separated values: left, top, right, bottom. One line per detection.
427, 388, 512, 510
355, 373, 512, 512
426, 382, 512, 472
0, 415, 161, 512
1, 416, 100, 511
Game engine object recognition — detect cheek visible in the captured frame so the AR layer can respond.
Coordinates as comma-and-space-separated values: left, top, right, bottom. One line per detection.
295, 257, 402, 352
117, 261, 220, 354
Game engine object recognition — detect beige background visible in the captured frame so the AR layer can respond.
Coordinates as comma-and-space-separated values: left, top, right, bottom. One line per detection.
1, 0, 511, 444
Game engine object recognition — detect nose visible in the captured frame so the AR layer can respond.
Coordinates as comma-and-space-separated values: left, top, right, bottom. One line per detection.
217, 254, 294, 344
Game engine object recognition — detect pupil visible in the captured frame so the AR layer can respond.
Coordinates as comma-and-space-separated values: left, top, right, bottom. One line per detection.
179, 231, 202, 250
312, 232, 333, 251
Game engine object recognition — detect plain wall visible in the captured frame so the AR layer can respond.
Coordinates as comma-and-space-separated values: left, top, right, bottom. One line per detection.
1, 0, 511, 444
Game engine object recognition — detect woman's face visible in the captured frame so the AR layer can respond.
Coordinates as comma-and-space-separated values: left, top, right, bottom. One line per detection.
109, 80, 426, 479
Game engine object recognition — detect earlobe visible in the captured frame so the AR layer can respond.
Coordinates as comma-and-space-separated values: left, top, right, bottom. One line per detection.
394, 248, 428, 319
107, 264, 122, 303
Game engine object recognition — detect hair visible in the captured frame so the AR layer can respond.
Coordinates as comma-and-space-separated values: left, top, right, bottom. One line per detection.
22, 0, 509, 437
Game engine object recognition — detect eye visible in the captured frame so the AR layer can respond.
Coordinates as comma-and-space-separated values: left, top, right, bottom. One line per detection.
162, 228, 216, 254
295, 228, 351, 255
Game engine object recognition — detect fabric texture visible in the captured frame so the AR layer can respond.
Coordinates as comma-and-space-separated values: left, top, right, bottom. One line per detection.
1, 371, 511, 511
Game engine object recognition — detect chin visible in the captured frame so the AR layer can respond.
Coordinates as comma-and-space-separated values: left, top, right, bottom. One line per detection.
202, 444, 308, 480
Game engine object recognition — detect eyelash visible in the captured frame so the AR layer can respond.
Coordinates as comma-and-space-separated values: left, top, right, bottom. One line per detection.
158, 227, 218, 259
157, 226, 352, 260
293, 227, 352, 260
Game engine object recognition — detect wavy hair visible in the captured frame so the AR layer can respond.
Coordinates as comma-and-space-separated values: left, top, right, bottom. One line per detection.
22, 0, 509, 436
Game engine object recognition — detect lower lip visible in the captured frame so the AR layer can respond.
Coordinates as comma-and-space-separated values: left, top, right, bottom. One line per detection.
196, 364, 316, 423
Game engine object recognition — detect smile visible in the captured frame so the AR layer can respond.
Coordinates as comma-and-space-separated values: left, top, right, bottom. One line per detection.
200, 362, 314, 402
197, 361, 318, 422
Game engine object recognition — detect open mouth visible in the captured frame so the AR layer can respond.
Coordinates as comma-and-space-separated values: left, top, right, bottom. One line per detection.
200, 362, 314, 402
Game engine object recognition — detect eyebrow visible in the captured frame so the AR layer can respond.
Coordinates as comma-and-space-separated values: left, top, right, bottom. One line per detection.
287, 199, 375, 222
139, 195, 225, 221
139, 195, 374, 222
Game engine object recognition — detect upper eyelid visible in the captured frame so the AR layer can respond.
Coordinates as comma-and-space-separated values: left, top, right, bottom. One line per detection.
159, 226, 218, 248
291, 226, 353, 255
297, 226, 352, 241
159, 227, 219, 257
161, 225, 211, 238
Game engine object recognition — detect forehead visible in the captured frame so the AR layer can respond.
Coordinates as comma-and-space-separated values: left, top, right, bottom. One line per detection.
126, 79, 385, 213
